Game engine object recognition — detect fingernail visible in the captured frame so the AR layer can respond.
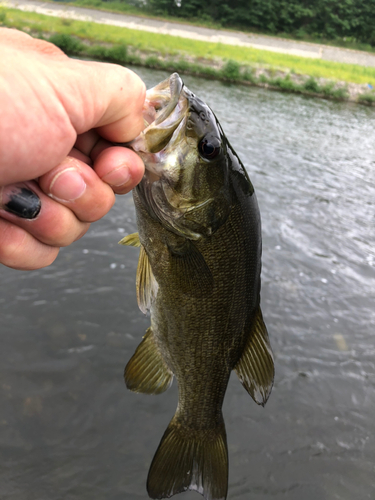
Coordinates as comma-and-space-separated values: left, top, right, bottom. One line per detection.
101, 166, 131, 187
49, 168, 86, 202
1, 185, 41, 219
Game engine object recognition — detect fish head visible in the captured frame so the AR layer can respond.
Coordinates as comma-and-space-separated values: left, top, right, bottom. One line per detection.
129, 73, 233, 240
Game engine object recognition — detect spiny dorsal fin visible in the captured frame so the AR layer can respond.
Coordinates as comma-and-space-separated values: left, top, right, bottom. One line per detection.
136, 246, 158, 314
118, 232, 141, 247
125, 327, 173, 394
234, 307, 274, 406
147, 414, 228, 500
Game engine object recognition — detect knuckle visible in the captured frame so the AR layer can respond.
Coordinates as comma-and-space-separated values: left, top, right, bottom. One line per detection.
60, 222, 90, 246
0, 221, 59, 270
41, 215, 82, 247
113, 185, 132, 195
114, 66, 146, 112
0, 224, 27, 266
132, 78, 147, 110
82, 193, 115, 223
73, 223, 90, 243
20, 248, 59, 270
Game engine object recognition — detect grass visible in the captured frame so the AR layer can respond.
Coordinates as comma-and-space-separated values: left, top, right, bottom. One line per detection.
0, 6, 373, 104
41, 0, 375, 54
1, 6, 375, 86
358, 92, 375, 104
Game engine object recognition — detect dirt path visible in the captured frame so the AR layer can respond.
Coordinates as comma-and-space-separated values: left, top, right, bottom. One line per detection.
4, 0, 375, 68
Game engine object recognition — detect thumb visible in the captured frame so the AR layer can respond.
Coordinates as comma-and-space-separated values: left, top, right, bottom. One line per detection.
54, 58, 147, 142
0, 29, 146, 184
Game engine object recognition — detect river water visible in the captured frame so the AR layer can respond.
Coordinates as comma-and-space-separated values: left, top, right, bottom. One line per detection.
0, 68, 374, 500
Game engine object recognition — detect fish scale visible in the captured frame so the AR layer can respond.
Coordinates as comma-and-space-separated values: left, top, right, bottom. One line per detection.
120, 73, 274, 500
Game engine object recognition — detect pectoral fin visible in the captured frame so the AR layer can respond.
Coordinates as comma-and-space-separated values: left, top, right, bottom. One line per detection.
136, 246, 158, 314
168, 239, 214, 294
118, 232, 141, 247
234, 307, 274, 406
125, 328, 173, 394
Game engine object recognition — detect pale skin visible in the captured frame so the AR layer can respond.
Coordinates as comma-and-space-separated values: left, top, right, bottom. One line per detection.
0, 28, 146, 270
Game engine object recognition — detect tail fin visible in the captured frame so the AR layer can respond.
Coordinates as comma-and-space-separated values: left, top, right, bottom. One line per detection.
147, 415, 228, 500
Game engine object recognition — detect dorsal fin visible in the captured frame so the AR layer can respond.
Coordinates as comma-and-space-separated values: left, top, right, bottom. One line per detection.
234, 307, 274, 406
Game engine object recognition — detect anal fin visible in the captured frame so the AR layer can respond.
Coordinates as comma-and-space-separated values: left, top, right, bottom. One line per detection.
125, 328, 173, 394
234, 307, 274, 406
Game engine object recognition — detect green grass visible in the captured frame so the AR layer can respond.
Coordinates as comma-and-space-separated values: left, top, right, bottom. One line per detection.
46, 32, 353, 100
358, 92, 375, 104
1, 6, 375, 86
41, 0, 375, 54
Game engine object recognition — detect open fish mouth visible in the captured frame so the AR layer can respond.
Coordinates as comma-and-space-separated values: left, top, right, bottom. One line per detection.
145, 72, 184, 126
129, 73, 189, 155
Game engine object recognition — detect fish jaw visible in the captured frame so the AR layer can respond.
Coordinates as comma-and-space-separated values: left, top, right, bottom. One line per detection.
129, 73, 188, 158
128, 72, 223, 185
128, 73, 233, 240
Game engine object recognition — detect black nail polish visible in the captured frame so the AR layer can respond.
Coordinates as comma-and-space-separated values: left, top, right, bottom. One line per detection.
4, 187, 41, 219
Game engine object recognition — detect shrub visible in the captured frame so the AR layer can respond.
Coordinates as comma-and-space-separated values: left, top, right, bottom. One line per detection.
173, 60, 191, 72
145, 56, 161, 67
148, 0, 375, 47
274, 75, 297, 91
222, 60, 241, 80
106, 44, 128, 63
321, 82, 335, 96
303, 77, 320, 93
199, 66, 219, 78
86, 45, 109, 60
0, 8, 7, 24
330, 86, 348, 99
242, 67, 256, 83
358, 92, 375, 104
48, 33, 84, 55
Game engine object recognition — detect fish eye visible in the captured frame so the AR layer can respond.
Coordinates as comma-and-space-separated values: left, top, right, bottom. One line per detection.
198, 137, 221, 160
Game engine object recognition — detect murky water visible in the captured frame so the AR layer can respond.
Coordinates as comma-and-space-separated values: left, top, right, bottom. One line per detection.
1, 68, 374, 500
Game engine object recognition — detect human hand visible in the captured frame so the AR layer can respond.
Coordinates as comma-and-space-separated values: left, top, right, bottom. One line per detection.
0, 28, 146, 270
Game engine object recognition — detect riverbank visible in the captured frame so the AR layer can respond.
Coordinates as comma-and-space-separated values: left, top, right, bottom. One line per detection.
7, 0, 375, 66
1, 5, 375, 104
9, 0, 375, 55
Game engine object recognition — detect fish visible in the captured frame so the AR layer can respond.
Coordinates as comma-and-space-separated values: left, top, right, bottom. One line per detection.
119, 73, 274, 500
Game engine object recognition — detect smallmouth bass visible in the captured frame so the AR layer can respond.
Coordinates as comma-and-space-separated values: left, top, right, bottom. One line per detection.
120, 73, 274, 500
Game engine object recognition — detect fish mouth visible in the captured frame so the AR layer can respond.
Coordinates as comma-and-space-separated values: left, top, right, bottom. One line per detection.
129, 73, 189, 156
149, 72, 184, 126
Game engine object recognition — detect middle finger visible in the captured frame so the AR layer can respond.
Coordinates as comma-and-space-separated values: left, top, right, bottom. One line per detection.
0, 181, 90, 247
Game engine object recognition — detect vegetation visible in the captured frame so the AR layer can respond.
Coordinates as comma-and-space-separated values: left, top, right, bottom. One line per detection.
145, 0, 375, 47
60, 0, 375, 53
2, 7, 374, 85
0, 7, 372, 104
48, 32, 85, 55
358, 92, 375, 104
